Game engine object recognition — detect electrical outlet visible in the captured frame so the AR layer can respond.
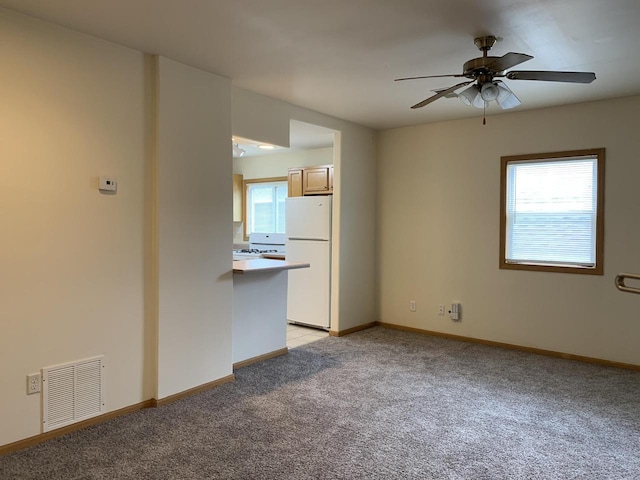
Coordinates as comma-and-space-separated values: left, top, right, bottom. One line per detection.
27, 373, 41, 395
409, 300, 416, 312
438, 305, 445, 316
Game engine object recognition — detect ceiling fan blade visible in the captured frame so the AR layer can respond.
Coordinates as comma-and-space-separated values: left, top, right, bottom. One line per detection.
395, 74, 465, 81
485, 52, 533, 72
411, 81, 473, 109
506, 70, 596, 83
432, 87, 459, 99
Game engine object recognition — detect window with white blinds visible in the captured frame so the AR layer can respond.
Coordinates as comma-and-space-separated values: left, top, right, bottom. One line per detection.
500, 149, 605, 275
245, 180, 287, 236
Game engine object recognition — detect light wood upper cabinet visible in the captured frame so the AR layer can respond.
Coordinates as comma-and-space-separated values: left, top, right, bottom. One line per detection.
288, 165, 333, 197
233, 174, 243, 222
303, 165, 332, 195
288, 168, 303, 197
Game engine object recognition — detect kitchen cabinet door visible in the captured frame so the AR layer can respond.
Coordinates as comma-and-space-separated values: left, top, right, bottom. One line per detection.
303, 165, 332, 195
288, 168, 303, 197
233, 174, 243, 221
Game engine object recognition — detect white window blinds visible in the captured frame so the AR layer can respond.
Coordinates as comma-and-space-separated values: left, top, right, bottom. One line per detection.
505, 156, 598, 268
247, 181, 287, 235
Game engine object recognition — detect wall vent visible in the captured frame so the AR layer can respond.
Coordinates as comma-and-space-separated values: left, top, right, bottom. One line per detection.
42, 355, 106, 432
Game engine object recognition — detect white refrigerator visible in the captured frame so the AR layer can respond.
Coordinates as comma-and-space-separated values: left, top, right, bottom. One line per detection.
285, 196, 332, 329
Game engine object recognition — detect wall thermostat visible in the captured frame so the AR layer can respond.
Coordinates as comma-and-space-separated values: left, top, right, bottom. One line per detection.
99, 177, 117, 192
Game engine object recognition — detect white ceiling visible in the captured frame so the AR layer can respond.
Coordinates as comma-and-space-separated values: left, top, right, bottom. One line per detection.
2, 0, 640, 131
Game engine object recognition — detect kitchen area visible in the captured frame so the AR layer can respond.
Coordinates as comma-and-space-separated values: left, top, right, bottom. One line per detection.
231, 120, 337, 365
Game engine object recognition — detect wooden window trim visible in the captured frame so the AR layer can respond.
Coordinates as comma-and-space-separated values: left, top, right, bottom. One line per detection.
499, 148, 605, 275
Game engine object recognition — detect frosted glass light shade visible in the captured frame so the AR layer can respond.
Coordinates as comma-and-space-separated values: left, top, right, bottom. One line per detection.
496, 82, 521, 109
480, 82, 499, 101
458, 85, 486, 109
458, 85, 475, 106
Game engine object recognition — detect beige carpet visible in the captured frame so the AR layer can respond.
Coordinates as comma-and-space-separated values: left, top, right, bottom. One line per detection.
2, 326, 639, 479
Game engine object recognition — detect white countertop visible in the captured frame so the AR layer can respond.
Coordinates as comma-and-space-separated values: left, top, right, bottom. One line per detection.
232, 258, 310, 274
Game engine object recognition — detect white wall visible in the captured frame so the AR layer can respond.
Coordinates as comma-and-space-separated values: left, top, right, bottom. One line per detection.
232, 89, 290, 148
0, 10, 147, 445
233, 147, 333, 179
156, 57, 233, 399
377, 96, 640, 365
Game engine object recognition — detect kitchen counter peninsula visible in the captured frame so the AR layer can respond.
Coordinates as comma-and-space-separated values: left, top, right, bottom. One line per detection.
232, 259, 310, 366
232, 258, 306, 273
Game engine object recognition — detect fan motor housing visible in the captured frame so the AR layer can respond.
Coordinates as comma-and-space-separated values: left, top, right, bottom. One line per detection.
463, 57, 503, 77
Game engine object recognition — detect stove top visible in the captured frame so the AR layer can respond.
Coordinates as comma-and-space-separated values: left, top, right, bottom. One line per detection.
235, 249, 280, 254
233, 233, 286, 260
233, 249, 284, 261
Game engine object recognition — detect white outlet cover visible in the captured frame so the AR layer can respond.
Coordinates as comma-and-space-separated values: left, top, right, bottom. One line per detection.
27, 373, 41, 395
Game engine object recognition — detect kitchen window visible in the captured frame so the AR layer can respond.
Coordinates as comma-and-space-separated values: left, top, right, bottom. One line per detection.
499, 148, 605, 275
243, 177, 287, 239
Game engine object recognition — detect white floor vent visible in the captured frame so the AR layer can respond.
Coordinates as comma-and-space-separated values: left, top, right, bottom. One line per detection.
42, 355, 106, 432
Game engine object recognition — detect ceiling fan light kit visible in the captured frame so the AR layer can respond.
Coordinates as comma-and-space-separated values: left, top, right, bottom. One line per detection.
396, 35, 596, 115
457, 81, 520, 110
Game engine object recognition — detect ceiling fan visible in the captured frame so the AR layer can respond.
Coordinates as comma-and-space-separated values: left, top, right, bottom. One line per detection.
396, 35, 596, 111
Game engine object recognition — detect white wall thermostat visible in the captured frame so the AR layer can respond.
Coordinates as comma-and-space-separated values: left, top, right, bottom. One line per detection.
99, 177, 117, 193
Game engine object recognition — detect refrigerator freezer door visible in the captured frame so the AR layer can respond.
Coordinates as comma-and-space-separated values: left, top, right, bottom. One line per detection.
285, 196, 331, 241
286, 240, 331, 328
